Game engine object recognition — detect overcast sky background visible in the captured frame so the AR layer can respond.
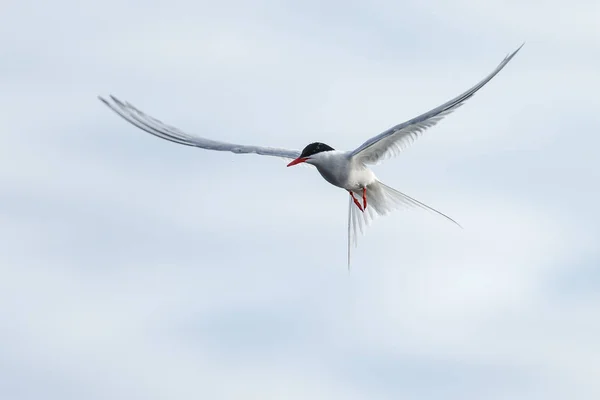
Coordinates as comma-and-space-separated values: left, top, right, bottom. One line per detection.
1, 0, 599, 399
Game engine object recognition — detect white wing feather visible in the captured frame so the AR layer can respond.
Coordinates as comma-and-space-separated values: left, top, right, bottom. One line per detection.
98, 95, 301, 160
350, 43, 524, 165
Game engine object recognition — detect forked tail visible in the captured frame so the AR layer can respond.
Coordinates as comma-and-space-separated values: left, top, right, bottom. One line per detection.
347, 180, 461, 269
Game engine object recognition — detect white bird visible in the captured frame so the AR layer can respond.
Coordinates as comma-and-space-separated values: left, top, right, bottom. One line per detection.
99, 44, 523, 268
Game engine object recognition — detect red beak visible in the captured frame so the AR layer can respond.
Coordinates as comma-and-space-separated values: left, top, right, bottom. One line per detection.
287, 157, 308, 167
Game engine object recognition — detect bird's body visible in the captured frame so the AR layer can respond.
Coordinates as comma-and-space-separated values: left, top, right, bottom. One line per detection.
98, 44, 524, 267
310, 150, 375, 191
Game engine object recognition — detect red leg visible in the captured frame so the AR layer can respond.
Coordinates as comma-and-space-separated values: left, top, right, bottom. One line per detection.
348, 191, 364, 212
362, 187, 367, 210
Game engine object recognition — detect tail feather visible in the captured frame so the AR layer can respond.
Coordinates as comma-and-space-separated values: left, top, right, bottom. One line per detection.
347, 181, 461, 269
377, 181, 462, 228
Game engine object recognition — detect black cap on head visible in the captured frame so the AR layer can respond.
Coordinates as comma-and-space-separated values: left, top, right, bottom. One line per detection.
300, 142, 335, 158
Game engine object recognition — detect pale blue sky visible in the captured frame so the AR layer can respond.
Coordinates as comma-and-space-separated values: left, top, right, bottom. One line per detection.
1, 0, 599, 399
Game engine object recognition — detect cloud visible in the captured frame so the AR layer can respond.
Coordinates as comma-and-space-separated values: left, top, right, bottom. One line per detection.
1, 0, 599, 399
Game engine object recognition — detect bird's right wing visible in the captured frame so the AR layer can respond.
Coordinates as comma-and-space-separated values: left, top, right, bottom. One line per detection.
98, 95, 301, 161
349, 43, 524, 165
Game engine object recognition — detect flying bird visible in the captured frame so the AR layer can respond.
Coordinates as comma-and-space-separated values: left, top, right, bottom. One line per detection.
99, 44, 523, 268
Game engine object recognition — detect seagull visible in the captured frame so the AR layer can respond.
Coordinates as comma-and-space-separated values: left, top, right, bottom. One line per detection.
98, 44, 523, 268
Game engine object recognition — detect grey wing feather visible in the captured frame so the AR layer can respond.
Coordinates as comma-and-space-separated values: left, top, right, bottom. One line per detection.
98, 95, 301, 160
350, 43, 524, 165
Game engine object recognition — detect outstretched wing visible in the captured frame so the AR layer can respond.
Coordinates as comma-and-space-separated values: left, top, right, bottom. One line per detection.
350, 43, 524, 165
98, 95, 301, 160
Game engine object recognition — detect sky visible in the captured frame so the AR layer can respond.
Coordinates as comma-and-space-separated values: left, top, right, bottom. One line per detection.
1, 0, 599, 399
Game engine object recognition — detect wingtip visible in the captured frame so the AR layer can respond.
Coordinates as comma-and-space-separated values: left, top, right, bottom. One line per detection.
109, 94, 123, 105
515, 41, 526, 53
498, 42, 525, 66
98, 94, 119, 104
509, 42, 526, 57
97, 95, 111, 107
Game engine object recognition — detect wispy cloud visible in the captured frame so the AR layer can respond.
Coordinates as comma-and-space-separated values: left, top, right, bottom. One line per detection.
1, 0, 599, 399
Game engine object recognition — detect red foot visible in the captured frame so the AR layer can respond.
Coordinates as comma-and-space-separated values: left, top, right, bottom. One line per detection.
349, 191, 364, 212
362, 187, 367, 210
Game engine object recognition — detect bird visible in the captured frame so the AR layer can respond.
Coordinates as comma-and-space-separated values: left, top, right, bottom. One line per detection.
98, 43, 523, 268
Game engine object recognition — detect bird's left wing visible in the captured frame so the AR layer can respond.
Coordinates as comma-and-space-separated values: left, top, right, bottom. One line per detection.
349, 43, 524, 165
98, 95, 301, 160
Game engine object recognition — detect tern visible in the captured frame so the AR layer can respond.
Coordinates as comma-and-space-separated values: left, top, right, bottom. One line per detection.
99, 44, 523, 267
